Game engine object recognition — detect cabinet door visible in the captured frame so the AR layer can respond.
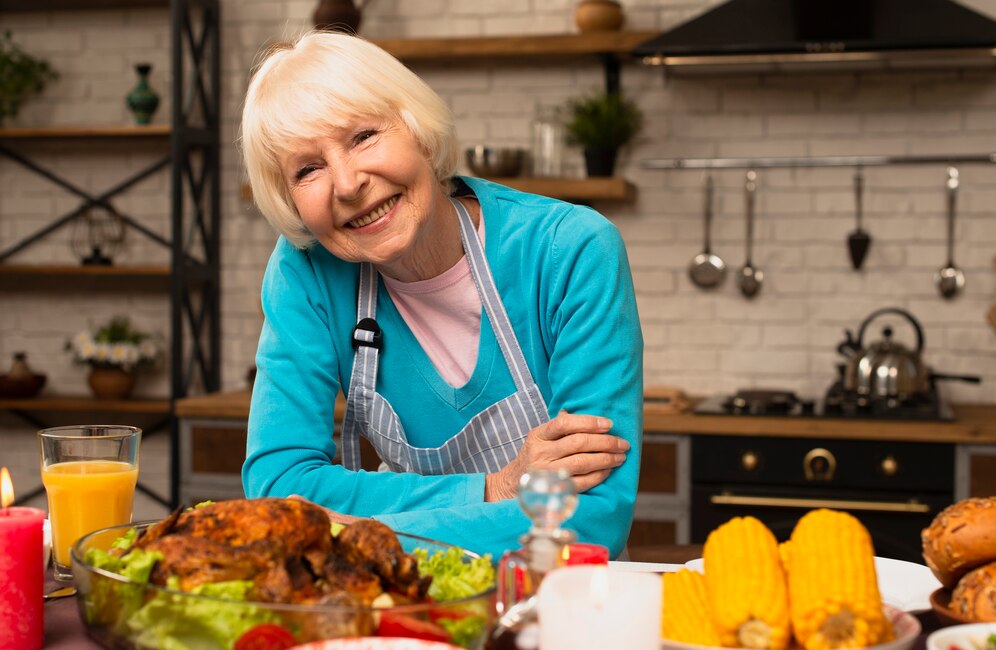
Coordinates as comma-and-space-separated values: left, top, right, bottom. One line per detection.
628, 433, 690, 557
956, 444, 996, 499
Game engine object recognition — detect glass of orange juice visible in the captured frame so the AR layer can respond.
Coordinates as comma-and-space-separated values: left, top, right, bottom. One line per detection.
38, 425, 141, 581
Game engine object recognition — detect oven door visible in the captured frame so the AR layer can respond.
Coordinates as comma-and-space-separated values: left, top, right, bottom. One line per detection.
691, 484, 948, 563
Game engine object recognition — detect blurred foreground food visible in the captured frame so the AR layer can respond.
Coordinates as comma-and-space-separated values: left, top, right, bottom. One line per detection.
662, 509, 893, 650
922, 497, 996, 622
782, 510, 893, 650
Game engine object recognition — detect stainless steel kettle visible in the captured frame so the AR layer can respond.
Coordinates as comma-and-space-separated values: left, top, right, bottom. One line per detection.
836, 307, 980, 401
837, 308, 929, 400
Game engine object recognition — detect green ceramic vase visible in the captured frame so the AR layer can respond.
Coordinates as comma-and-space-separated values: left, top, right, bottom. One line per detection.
126, 63, 160, 125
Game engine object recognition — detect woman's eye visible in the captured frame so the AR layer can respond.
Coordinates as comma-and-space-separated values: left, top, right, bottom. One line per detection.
294, 164, 318, 181
354, 129, 377, 144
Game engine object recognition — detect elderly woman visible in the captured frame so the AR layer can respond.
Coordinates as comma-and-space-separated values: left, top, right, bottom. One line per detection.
240, 31, 643, 560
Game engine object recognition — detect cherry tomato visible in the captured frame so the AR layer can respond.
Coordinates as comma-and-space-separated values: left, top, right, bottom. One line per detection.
377, 612, 452, 642
428, 606, 472, 623
233, 624, 297, 650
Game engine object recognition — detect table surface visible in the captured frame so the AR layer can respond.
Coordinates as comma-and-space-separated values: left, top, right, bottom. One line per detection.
43, 547, 946, 649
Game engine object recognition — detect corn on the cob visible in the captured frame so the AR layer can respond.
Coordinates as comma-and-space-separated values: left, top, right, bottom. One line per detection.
781, 509, 894, 650
703, 516, 792, 650
662, 568, 722, 646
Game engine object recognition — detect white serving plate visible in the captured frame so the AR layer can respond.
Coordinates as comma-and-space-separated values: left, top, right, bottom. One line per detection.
660, 605, 921, 650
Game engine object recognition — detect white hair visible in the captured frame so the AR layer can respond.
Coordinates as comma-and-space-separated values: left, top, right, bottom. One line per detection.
240, 31, 458, 248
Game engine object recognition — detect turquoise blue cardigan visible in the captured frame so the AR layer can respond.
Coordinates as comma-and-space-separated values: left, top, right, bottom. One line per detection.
243, 176, 643, 560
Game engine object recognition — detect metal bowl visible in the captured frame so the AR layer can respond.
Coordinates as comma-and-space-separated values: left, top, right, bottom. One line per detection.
72, 521, 496, 649
465, 146, 525, 178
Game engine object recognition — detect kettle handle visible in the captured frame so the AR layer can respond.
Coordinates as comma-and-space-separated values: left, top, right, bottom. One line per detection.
836, 329, 859, 358
855, 307, 924, 355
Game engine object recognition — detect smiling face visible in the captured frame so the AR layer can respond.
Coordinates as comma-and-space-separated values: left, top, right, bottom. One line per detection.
241, 33, 459, 254
280, 116, 458, 281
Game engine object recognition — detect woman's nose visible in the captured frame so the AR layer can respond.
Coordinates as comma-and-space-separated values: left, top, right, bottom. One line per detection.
330, 155, 366, 202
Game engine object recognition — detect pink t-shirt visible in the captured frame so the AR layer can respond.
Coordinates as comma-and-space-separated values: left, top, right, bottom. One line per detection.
382, 220, 484, 388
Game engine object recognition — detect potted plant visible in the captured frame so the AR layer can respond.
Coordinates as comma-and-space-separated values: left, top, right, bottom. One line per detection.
564, 91, 643, 177
0, 30, 58, 125
66, 316, 161, 399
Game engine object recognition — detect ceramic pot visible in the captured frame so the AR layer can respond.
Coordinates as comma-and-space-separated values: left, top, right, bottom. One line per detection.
574, 0, 625, 33
87, 366, 135, 400
126, 63, 160, 125
583, 146, 618, 177
313, 0, 363, 33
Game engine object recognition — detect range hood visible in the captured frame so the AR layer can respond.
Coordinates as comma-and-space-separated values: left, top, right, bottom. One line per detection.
633, 0, 996, 74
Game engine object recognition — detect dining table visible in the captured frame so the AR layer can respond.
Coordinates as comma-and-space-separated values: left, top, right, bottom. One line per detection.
42, 544, 947, 649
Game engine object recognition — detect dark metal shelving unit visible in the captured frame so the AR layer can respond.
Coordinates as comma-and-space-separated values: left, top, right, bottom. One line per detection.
0, 0, 221, 508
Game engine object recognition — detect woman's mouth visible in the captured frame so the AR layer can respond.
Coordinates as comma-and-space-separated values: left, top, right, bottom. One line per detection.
348, 196, 398, 228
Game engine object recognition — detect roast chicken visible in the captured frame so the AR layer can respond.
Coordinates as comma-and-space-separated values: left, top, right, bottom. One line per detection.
123, 497, 432, 609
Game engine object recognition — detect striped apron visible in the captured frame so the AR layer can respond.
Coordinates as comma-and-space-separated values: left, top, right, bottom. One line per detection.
339, 198, 551, 475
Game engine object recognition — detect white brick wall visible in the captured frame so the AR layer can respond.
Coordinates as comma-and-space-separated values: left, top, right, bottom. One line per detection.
1, 1, 995, 500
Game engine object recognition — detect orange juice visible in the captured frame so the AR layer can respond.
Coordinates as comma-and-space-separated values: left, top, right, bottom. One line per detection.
41, 460, 138, 567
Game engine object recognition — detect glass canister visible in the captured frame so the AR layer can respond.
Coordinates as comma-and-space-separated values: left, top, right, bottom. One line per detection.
530, 106, 566, 178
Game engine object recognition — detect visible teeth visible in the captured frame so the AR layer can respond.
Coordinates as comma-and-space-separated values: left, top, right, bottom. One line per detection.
349, 196, 397, 228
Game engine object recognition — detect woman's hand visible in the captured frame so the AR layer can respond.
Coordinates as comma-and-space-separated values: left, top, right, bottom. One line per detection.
484, 412, 630, 502
287, 494, 367, 525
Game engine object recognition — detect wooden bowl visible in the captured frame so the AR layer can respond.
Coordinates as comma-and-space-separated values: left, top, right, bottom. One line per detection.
0, 372, 46, 398
929, 587, 978, 626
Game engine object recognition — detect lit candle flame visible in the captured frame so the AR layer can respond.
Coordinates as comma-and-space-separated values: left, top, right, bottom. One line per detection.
589, 566, 609, 610
1, 467, 13, 508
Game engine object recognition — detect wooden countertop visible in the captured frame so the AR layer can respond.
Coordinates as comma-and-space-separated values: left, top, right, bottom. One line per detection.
176, 389, 996, 445
643, 402, 996, 444
175, 389, 345, 420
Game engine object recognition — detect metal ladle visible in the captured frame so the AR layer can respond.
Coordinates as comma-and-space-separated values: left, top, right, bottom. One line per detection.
737, 170, 763, 299
935, 166, 965, 299
687, 174, 726, 289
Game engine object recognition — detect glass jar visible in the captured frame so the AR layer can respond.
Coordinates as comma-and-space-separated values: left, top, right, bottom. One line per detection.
531, 106, 565, 178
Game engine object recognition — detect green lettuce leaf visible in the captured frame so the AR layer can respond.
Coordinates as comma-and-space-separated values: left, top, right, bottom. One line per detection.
414, 546, 494, 602
124, 578, 279, 650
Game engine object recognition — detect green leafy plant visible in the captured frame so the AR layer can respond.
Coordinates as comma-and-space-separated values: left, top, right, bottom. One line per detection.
564, 91, 643, 150
0, 30, 59, 124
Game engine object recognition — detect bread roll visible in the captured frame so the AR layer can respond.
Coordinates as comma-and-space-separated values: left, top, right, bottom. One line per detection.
921, 497, 996, 589
950, 561, 996, 622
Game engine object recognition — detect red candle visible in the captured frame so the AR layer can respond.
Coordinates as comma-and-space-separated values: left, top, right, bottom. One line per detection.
0, 468, 45, 650
563, 542, 610, 566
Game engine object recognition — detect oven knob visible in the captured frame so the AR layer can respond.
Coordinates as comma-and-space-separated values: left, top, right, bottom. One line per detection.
803, 447, 837, 481
880, 455, 898, 477
741, 451, 759, 472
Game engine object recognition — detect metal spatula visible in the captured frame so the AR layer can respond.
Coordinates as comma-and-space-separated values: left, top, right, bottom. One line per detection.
847, 168, 871, 271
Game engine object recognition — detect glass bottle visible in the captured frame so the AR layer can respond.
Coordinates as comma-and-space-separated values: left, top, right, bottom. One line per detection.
488, 467, 579, 650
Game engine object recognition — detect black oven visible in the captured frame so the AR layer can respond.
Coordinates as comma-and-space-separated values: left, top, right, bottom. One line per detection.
691, 435, 954, 563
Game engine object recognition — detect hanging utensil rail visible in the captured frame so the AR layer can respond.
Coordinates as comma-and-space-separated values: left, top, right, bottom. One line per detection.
642, 152, 996, 170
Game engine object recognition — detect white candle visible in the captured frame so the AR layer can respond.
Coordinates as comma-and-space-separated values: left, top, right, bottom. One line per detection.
538, 565, 662, 650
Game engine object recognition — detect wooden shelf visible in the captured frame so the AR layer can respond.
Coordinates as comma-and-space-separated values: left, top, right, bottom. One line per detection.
373, 32, 656, 63
0, 125, 170, 139
0, 264, 171, 278
0, 396, 170, 414
0, 0, 167, 11
241, 176, 634, 203
488, 176, 635, 201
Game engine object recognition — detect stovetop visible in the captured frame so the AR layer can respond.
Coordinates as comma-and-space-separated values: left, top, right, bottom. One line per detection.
693, 387, 954, 421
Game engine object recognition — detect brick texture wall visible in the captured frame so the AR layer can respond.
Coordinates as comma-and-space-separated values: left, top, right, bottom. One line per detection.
1, 1, 994, 494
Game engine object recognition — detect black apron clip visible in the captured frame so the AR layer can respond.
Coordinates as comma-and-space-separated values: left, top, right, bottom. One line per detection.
352, 317, 383, 351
